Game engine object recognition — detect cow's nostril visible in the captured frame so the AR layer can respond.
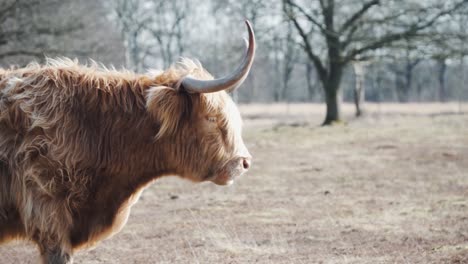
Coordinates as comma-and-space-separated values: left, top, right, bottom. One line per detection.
242, 158, 251, 170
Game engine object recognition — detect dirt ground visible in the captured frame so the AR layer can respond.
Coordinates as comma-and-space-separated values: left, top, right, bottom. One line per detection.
1, 103, 468, 264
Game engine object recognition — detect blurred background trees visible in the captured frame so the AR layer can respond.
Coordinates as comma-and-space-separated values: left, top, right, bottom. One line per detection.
1, 0, 467, 123
283, 0, 467, 124
0, 0, 124, 65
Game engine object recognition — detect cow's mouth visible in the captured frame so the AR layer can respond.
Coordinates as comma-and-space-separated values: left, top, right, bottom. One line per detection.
211, 161, 246, 185
211, 171, 236, 186
203, 169, 234, 185
203, 156, 250, 185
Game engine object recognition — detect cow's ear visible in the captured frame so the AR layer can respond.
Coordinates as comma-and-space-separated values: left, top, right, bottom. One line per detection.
146, 87, 190, 139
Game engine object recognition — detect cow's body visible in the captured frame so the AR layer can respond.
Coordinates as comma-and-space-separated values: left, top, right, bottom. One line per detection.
0, 21, 255, 264
0, 60, 181, 251
0, 58, 249, 262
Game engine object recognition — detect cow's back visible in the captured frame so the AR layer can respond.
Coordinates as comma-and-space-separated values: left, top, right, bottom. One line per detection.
0, 63, 157, 248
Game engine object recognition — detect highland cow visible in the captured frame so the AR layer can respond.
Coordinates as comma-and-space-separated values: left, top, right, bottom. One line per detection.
0, 21, 255, 264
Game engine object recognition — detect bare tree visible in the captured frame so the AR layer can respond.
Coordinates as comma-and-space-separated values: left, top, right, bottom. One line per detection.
2, 0, 468, 105
112, 0, 152, 71
280, 21, 298, 102
110, 0, 191, 71
148, 0, 190, 68
305, 62, 316, 101
388, 43, 423, 102
283, 0, 467, 125
435, 56, 448, 102
429, 5, 468, 103
458, 6, 468, 111
1, 0, 124, 66
0, 0, 83, 62
211, 0, 283, 102
352, 61, 371, 116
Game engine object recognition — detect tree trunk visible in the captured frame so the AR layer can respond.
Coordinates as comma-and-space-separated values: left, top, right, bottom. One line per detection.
375, 72, 382, 103
273, 37, 281, 102
417, 83, 423, 102
437, 58, 447, 102
460, 55, 465, 113
393, 57, 419, 103
352, 62, 367, 117
374, 70, 383, 115
395, 74, 408, 103
282, 56, 293, 102
405, 64, 413, 100
306, 62, 314, 101
281, 20, 295, 102
323, 84, 341, 125
353, 84, 364, 117
320, 63, 343, 125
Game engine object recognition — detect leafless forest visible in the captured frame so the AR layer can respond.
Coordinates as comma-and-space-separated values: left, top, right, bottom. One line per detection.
1, 0, 468, 263
1, 0, 467, 116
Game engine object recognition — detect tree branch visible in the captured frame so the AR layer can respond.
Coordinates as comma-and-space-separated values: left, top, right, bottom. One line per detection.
341, 23, 359, 49
343, 0, 468, 62
283, 1, 327, 82
340, 0, 380, 33
284, 0, 330, 35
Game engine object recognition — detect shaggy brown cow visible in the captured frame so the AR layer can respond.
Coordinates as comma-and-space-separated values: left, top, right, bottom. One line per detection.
0, 21, 255, 264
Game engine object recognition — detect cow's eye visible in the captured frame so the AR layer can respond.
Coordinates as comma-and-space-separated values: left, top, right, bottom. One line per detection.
207, 116, 217, 123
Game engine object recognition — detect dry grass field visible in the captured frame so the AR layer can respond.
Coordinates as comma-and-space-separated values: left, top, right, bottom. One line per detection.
1, 103, 468, 263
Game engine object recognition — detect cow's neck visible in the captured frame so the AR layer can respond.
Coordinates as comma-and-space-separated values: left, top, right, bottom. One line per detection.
82, 91, 182, 203
102, 128, 181, 195
74, 120, 181, 245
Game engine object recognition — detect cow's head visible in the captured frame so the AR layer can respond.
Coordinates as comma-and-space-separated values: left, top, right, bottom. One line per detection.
146, 21, 255, 185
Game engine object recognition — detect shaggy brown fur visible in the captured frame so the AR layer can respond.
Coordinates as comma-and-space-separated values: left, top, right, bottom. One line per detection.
0, 58, 248, 263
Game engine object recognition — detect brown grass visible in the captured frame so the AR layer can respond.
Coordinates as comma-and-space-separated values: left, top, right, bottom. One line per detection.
1, 103, 468, 263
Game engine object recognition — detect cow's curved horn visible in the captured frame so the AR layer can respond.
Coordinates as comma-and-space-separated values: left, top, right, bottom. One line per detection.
180, 20, 256, 94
